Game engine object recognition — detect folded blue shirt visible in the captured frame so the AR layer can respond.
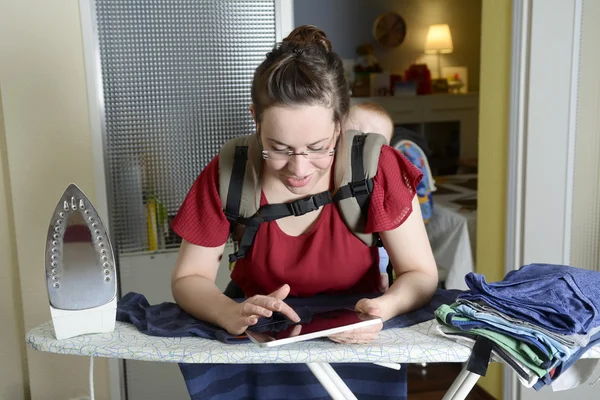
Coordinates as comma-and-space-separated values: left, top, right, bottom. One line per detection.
459, 264, 600, 335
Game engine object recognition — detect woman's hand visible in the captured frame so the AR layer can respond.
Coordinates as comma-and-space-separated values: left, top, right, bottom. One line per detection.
328, 298, 383, 344
221, 284, 301, 335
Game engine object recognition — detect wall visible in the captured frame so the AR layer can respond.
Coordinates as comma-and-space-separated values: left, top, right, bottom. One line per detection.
476, 0, 513, 398
0, 0, 110, 398
571, 0, 600, 271
519, 0, 598, 398
0, 89, 28, 399
294, 0, 482, 91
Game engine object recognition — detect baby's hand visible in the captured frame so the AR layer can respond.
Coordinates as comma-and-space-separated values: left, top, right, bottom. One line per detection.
378, 273, 389, 293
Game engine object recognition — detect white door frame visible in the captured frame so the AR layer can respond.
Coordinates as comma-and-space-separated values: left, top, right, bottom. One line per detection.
504, 0, 583, 399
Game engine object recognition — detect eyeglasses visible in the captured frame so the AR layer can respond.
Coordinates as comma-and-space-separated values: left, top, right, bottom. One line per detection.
261, 148, 335, 161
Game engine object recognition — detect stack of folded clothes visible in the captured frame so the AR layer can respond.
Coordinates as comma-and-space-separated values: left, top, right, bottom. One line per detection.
435, 263, 600, 391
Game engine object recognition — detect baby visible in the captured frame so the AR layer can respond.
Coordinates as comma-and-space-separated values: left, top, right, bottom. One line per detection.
345, 102, 394, 145
345, 102, 394, 292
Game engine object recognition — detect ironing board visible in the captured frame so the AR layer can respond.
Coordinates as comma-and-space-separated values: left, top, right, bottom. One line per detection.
26, 319, 600, 400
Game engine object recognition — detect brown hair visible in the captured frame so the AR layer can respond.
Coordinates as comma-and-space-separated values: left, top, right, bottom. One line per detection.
251, 25, 350, 191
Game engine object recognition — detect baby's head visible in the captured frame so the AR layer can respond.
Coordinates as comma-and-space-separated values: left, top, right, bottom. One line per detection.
345, 102, 394, 145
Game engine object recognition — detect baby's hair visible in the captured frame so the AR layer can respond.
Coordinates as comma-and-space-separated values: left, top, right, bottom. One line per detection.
352, 102, 393, 123
348, 102, 394, 143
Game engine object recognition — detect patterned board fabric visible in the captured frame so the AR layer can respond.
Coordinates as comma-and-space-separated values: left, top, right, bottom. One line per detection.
26, 290, 467, 399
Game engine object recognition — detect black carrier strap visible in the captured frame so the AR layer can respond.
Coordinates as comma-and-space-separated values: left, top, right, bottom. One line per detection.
229, 190, 337, 262
350, 135, 371, 221
466, 336, 494, 376
224, 146, 248, 231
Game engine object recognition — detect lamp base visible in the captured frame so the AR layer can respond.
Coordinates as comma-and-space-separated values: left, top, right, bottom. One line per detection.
431, 78, 449, 93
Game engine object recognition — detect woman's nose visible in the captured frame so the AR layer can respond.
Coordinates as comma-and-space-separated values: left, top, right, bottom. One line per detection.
287, 154, 311, 177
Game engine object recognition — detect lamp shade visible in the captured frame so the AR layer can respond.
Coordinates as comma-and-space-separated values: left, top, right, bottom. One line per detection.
424, 24, 453, 54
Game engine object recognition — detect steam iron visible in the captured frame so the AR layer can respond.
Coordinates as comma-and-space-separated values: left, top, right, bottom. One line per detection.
45, 183, 117, 340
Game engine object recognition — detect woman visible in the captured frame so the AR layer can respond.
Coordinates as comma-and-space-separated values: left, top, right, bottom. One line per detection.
171, 25, 438, 399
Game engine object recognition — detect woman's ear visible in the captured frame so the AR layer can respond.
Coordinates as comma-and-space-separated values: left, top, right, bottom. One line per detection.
249, 104, 256, 124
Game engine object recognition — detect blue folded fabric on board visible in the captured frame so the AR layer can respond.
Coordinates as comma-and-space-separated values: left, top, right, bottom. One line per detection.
458, 264, 600, 336
116, 288, 462, 344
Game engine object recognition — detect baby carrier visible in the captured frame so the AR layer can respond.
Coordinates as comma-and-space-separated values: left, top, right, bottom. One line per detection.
218, 130, 386, 263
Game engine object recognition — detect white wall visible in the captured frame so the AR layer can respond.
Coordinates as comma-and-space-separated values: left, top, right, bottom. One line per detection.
521, 1, 575, 265
0, 89, 28, 399
569, 0, 600, 273
517, 0, 600, 399
0, 1, 110, 398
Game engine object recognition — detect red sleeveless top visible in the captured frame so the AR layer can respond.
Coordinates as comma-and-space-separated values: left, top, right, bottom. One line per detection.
171, 145, 422, 297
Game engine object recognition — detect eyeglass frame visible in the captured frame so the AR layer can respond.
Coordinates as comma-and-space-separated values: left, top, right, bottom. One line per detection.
260, 128, 339, 161
261, 148, 336, 160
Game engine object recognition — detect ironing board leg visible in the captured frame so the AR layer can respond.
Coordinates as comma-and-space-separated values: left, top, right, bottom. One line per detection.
442, 367, 481, 400
306, 363, 357, 400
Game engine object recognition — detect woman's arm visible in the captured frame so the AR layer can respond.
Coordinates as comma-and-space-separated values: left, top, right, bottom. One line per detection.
376, 194, 438, 321
171, 239, 300, 334
171, 240, 236, 327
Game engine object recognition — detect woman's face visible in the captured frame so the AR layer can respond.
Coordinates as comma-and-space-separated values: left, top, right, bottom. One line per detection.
258, 104, 338, 196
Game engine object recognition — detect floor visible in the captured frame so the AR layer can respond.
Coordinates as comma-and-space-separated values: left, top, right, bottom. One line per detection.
407, 363, 495, 400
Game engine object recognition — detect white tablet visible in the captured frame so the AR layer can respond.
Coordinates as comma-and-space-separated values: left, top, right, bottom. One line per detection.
245, 308, 382, 348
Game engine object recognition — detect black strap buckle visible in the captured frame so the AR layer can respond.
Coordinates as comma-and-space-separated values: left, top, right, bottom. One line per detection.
229, 252, 243, 263
223, 210, 238, 224
289, 195, 319, 216
349, 179, 371, 196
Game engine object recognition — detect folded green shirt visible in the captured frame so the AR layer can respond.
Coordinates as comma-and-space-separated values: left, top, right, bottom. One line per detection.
435, 304, 551, 377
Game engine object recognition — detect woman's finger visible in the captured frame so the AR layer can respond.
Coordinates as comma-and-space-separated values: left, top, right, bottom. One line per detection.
329, 335, 378, 344
329, 323, 382, 338
268, 284, 291, 300
289, 324, 302, 337
251, 295, 301, 323
328, 321, 382, 343
329, 333, 379, 342
355, 298, 382, 317
241, 301, 273, 318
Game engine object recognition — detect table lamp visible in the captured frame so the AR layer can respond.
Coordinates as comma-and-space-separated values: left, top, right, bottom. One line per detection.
424, 24, 454, 82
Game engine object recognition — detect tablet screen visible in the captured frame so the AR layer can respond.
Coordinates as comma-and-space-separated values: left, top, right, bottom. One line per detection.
245, 308, 382, 347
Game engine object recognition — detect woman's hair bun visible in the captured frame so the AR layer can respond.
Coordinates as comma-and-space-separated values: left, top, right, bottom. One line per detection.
283, 25, 332, 53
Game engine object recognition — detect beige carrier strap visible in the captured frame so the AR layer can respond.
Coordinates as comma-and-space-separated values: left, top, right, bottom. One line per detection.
335, 130, 386, 246
218, 134, 263, 223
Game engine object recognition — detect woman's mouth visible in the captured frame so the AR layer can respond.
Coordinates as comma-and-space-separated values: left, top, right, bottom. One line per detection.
286, 175, 312, 188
